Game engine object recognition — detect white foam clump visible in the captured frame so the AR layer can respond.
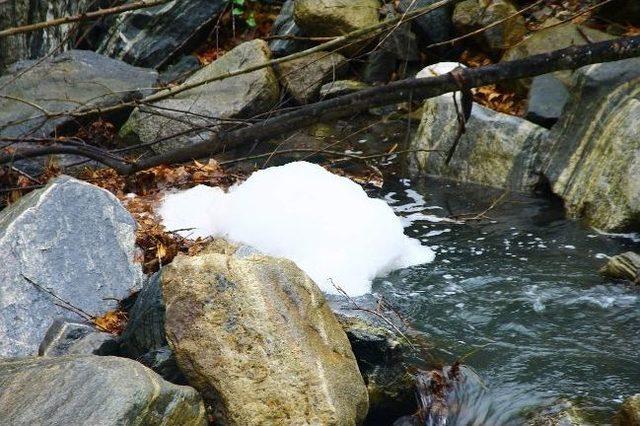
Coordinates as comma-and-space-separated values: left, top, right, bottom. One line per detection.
159, 161, 434, 296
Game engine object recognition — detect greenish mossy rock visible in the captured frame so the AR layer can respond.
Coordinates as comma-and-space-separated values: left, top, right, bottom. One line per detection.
501, 21, 614, 92
409, 95, 548, 191
538, 58, 640, 230
614, 394, 640, 425
294, 0, 380, 37
276, 51, 348, 104
599, 252, 640, 283
0, 355, 206, 425
162, 241, 369, 425
525, 400, 589, 425
453, 0, 526, 53
119, 39, 279, 155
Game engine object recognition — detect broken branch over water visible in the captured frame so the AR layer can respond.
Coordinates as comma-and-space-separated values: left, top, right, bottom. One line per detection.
2, 35, 640, 174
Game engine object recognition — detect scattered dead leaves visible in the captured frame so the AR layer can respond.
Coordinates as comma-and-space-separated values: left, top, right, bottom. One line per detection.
79, 159, 242, 274
93, 309, 128, 335
460, 50, 527, 116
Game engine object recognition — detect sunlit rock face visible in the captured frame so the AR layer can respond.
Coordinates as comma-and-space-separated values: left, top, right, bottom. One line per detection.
160, 161, 433, 296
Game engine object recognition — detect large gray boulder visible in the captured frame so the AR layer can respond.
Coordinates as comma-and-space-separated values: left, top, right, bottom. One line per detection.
538, 58, 640, 230
0, 355, 206, 425
294, 0, 380, 37
409, 94, 548, 191
0, 50, 157, 153
0, 176, 144, 358
0, 0, 96, 69
98, 0, 226, 68
162, 241, 369, 425
119, 39, 279, 155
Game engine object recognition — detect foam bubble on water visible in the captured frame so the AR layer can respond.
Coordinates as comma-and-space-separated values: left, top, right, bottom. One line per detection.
159, 161, 434, 296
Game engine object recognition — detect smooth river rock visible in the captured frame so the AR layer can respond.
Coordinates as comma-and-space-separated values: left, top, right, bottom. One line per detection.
162, 241, 369, 425
269, 0, 313, 57
600, 252, 640, 283
294, 0, 380, 37
0, 0, 95, 69
120, 39, 279, 155
0, 176, 144, 358
397, 0, 454, 45
98, 0, 226, 68
538, 58, 640, 230
0, 355, 206, 425
0, 49, 157, 169
409, 95, 548, 191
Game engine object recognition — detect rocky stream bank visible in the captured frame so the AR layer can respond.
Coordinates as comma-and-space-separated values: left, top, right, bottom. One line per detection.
1, 0, 640, 424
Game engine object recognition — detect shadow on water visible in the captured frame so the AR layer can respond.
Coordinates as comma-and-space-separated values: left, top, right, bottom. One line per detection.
374, 177, 640, 425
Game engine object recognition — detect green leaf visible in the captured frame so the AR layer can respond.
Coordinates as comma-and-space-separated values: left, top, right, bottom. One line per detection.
246, 13, 256, 28
232, 7, 243, 15
233, 0, 244, 5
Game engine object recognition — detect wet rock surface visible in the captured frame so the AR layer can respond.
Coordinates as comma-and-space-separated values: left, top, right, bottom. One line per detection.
98, 0, 226, 68
162, 241, 369, 425
538, 58, 640, 230
614, 394, 640, 426
0, 355, 206, 425
409, 95, 548, 191
600, 252, 640, 283
0, 176, 143, 358
0, 0, 96, 69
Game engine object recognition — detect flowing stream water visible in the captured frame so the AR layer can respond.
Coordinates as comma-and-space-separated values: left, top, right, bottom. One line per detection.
374, 177, 640, 424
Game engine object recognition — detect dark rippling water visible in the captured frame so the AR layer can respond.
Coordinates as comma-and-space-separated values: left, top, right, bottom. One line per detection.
374, 177, 640, 425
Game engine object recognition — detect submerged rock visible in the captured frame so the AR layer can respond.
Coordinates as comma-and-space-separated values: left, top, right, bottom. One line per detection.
409, 95, 548, 191
276, 51, 348, 103
98, 0, 226, 68
600, 252, 640, 283
294, 0, 380, 37
0, 50, 157, 156
525, 400, 589, 425
538, 58, 640, 230
0, 0, 96, 69
38, 318, 118, 357
120, 39, 279, 155
0, 355, 206, 425
453, 0, 526, 53
162, 241, 369, 425
0, 176, 143, 358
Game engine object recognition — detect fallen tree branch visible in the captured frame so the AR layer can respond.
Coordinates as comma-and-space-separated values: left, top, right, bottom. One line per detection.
0, 0, 170, 39
3, 35, 640, 173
